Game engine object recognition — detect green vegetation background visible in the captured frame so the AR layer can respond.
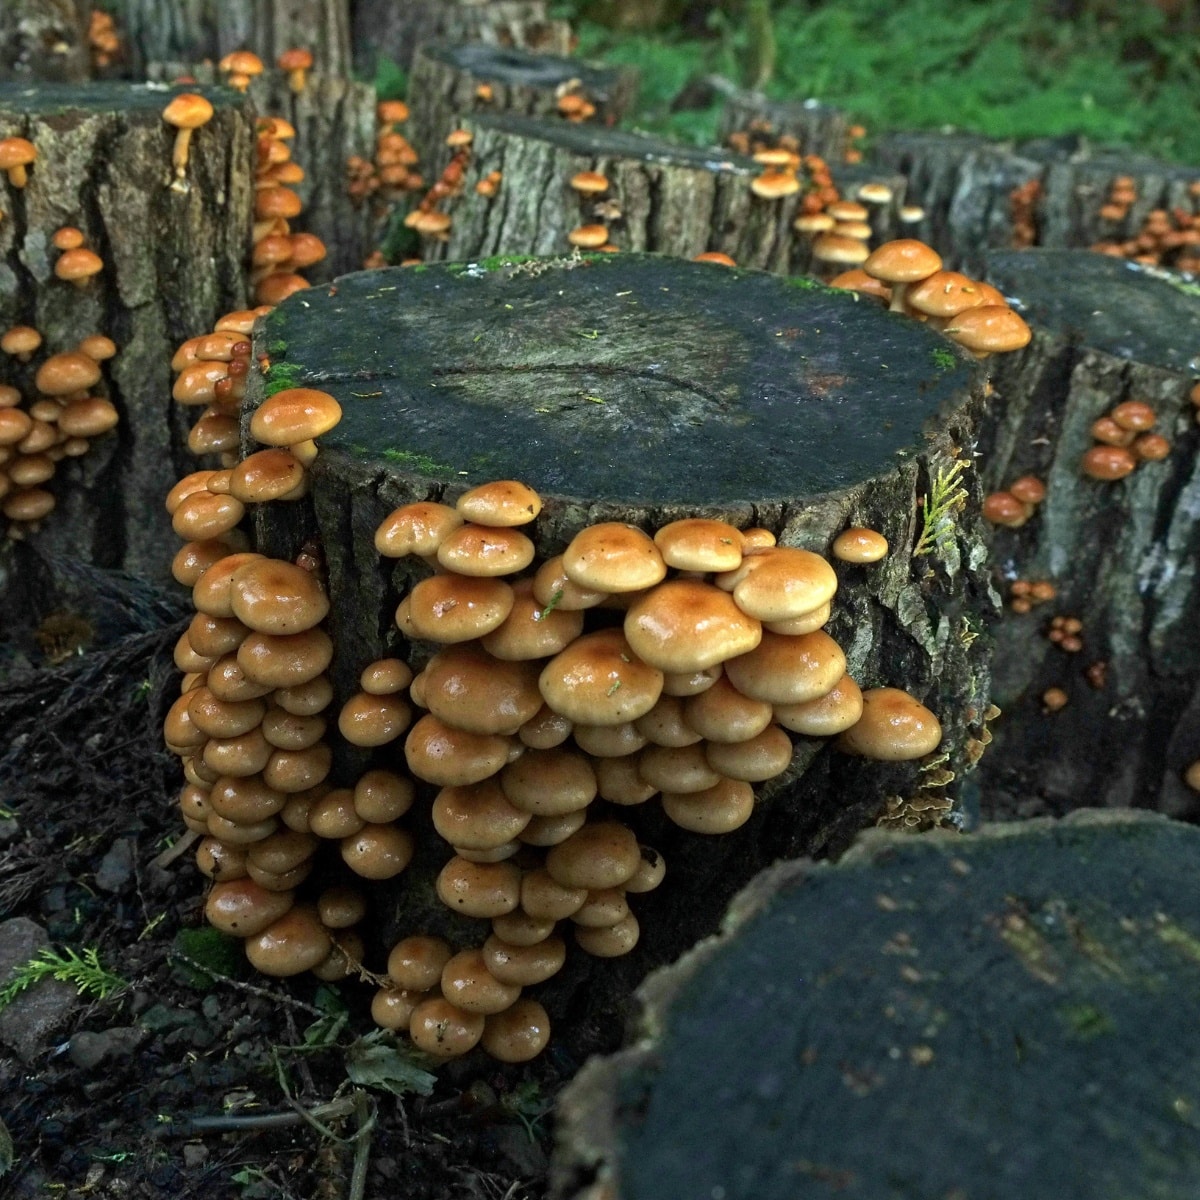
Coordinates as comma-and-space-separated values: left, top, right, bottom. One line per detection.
547, 0, 1200, 162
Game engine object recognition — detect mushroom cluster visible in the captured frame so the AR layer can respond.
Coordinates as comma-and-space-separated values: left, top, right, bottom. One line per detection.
1008, 178, 1041, 249
0, 334, 119, 537
1081, 399, 1169, 481
219, 49, 265, 93
1092, 175, 1200, 274
982, 473, 1045, 529
88, 10, 121, 71
1007, 578, 1056, 614
829, 240, 1032, 357
404, 128, 473, 244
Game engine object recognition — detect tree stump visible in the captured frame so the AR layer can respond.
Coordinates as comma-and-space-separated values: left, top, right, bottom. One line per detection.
406, 43, 639, 180
422, 112, 905, 273
349, 0, 572, 75
146, 64, 375, 281
871, 130, 1200, 271
0, 0, 91, 85
0, 83, 253, 576
245, 254, 994, 1057
972, 249, 1200, 820
104, 0, 352, 80
718, 91, 852, 165
552, 809, 1200, 1200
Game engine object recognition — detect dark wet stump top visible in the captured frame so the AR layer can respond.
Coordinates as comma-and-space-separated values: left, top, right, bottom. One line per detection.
603, 812, 1200, 1200
986, 248, 1200, 374
0, 80, 236, 116
419, 41, 621, 100
262, 255, 974, 506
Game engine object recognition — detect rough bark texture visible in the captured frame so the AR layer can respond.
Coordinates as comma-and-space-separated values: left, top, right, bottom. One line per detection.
245, 254, 994, 1062
350, 0, 572, 75
426, 112, 906, 273
0, 0, 91, 84
0, 83, 253, 577
552, 809, 1200, 1200
407, 43, 639, 184
105, 0, 352, 79
871, 131, 1200, 272
147, 64, 375, 281
718, 91, 851, 165
973, 249, 1200, 822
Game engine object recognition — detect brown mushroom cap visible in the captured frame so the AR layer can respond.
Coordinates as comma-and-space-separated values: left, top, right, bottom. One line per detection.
661, 776, 755, 834
230, 449, 305, 503
572, 888, 630, 928
905, 271, 990, 319
261, 706, 327, 751
561, 523, 667, 593
500, 746, 597, 816
55, 248, 104, 286
683, 674, 773, 743
539, 629, 664, 725
831, 527, 888, 564
1, 326, 42, 360
624, 579, 762, 673
944, 305, 1031, 354
340, 824, 415, 879
480, 998, 552, 1063
635, 695, 703, 747
262, 743, 333, 794
406, 575, 515, 643
573, 721, 648, 758
436, 523, 535, 576
863, 238, 943, 284
492, 911, 557, 947
192, 552, 265, 618
835, 686, 942, 760
238, 627, 334, 689
249, 388, 342, 446
518, 809, 588, 846
653, 518, 745, 572
638, 742, 722, 794
532, 554, 608, 611
545, 821, 640, 890
0, 137, 37, 176
436, 856, 522, 918
409, 998, 485, 1059
575, 913, 640, 958
441, 948, 522, 1014
727, 547, 838, 622
433, 778, 532, 850
520, 868, 588, 920
360, 658, 414, 695
774, 673, 864, 736
188, 688, 267, 740
517, 705, 574, 750
353, 769, 414, 823
480, 577, 585, 661
162, 93, 214, 131
422, 643, 543, 735
595, 754, 659, 806
405, 713, 513, 786
371, 987, 427, 1031
272, 674, 334, 715
244, 905, 331, 976
317, 885, 367, 929
388, 935, 453, 991
705, 724, 794, 781
455, 479, 543, 526
625, 845, 666, 893
723, 630, 846, 705
482, 933, 566, 987
229, 558, 329, 634
308, 789, 366, 839
337, 691, 412, 747
375, 501, 464, 557
205, 878, 294, 937
35, 351, 101, 396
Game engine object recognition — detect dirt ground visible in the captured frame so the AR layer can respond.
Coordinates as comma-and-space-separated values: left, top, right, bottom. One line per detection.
0, 556, 562, 1200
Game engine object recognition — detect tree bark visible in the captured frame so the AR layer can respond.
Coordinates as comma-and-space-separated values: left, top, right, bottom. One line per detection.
972, 249, 1200, 821
0, 83, 253, 577
424, 112, 906, 274
552, 810, 1200, 1200
105, 0, 352, 79
245, 254, 993, 1058
718, 90, 852, 166
0, 0, 90, 84
870, 130, 1200, 272
407, 43, 639, 182
350, 0, 572, 75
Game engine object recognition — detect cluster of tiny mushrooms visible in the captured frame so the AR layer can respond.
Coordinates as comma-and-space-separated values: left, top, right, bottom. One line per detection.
0, 137, 120, 535
5, 45, 1197, 1059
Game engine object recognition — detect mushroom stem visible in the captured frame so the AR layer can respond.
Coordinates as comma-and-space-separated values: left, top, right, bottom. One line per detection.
287, 67, 308, 93
172, 128, 195, 177
888, 282, 909, 314
6, 165, 27, 189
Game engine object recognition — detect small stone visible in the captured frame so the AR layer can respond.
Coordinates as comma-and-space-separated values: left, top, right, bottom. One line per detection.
95, 837, 135, 892
68, 1026, 147, 1069
0, 918, 79, 1062
182, 1142, 209, 1168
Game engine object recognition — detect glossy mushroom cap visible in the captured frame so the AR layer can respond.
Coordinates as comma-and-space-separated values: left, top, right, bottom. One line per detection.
835, 686, 942, 760
250, 387, 342, 446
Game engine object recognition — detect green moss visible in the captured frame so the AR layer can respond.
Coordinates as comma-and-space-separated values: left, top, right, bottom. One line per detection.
268, 338, 288, 355
1059, 1002, 1115, 1039
263, 361, 304, 396
171, 927, 243, 989
1155, 918, 1200, 964
931, 347, 958, 370
381, 448, 458, 477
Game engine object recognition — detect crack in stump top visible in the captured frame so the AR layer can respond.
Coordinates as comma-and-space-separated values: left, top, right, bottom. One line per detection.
265, 255, 976, 505
423, 42, 618, 96
984, 249, 1200, 375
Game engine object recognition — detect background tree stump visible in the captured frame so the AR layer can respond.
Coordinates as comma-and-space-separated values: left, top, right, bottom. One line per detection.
0, 0, 91, 85
972, 249, 1200, 821
552, 810, 1200, 1200
871, 131, 1200, 271
423, 112, 905, 272
407, 43, 639, 182
350, 0, 572, 75
246, 253, 994, 1058
0, 83, 252, 576
105, 0, 353, 80
718, 91, 852, 166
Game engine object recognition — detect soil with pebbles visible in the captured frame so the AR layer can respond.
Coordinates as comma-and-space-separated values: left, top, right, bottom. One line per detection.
0, 552, 560, 1200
